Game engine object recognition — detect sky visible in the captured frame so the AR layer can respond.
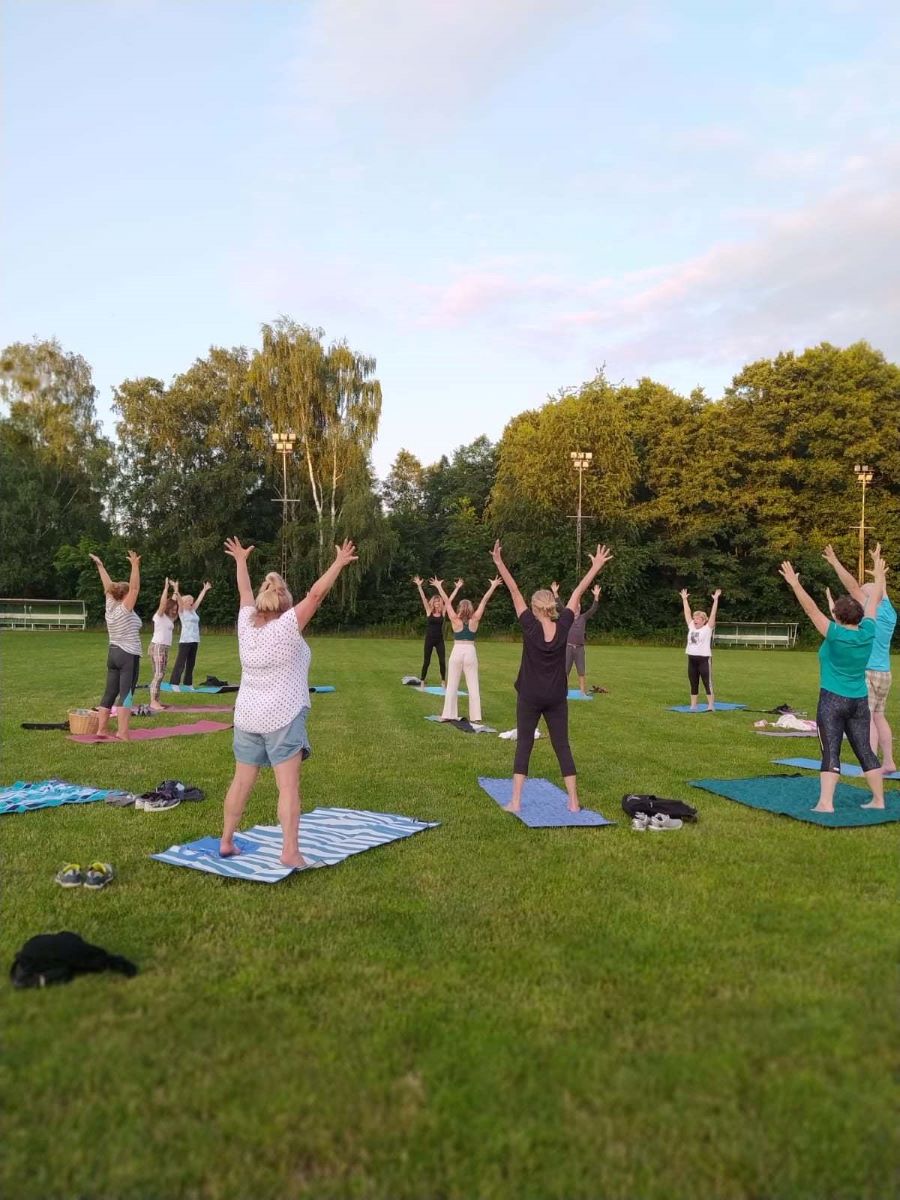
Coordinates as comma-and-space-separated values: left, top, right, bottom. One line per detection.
3, 0, 899, 478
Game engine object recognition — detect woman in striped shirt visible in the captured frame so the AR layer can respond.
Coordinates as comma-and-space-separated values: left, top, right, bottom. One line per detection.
89, 551, 142, 740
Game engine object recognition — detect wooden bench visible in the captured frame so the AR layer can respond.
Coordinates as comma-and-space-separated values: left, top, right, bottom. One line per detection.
714, 622, 798, 649
0, 600, 87, 630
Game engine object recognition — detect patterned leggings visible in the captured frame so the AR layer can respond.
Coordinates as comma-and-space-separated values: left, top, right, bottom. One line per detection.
149, 643, 169, 705
816, 688, 880, 773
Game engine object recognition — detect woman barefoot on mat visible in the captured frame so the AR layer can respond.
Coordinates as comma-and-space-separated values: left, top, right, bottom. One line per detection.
149, 578, 179, 711
551, 580, 602, 695
169, 580, 211, 688
780, 550, 887, 812
220, 537, 358, 868
413, 575, 462, 687
680, 587, 721, 710
491, 541, 612, 813
824, 544, 897, 775
433, 575, 502, 724
89, 550, 142, 741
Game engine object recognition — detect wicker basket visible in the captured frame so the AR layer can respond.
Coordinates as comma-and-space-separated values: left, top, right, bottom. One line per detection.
68, 708, 99, 735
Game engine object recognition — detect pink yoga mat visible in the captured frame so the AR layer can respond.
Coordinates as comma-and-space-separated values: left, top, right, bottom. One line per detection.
134, 705, 233, 715
70, 720, 231, 744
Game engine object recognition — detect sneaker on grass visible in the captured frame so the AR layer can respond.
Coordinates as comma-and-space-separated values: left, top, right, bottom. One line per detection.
143, 794, 181, 813
84, 862, 115, 890
55, 863, 84, 888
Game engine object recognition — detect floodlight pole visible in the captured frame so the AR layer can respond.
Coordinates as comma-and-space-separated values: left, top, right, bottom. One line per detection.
853, 463, 873, 583
570, 450, 593, 575
272, 431, 297, 578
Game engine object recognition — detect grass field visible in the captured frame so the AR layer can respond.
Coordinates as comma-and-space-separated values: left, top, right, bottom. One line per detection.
1, 630, 897, 1200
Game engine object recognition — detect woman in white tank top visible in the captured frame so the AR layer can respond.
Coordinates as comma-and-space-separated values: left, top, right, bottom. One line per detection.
680, 587, 721, 711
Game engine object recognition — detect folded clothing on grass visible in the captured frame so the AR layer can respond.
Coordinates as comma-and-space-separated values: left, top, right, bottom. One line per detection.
689, 775, 900, 827
152, 807, 440, 883
69, 720, 231, 744
10, 931, 137, 988
477, 777, 614, 828
773, 757, 900, 781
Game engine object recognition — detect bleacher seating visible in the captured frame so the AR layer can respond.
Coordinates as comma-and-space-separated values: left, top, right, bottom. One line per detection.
0, 599, 87, 630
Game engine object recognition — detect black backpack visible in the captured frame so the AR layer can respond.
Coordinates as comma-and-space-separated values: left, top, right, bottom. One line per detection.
622, 793, 698, 822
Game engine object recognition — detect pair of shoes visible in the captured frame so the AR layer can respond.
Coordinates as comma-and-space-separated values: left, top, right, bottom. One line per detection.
54, 862, 115, 889
156, 780, 204, 802
631, 813, 683, 832
135, 793, 181, 812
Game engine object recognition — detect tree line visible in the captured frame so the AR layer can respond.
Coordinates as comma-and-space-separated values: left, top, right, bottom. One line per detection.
1, 325, 897, 638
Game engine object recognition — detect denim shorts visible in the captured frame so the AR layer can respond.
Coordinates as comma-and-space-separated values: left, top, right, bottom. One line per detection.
233, 707, 311, 768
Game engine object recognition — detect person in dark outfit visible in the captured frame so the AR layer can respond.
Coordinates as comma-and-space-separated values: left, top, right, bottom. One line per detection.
551, 580, 601, 695
412, 575, 462, 686
490, 540, 613, 813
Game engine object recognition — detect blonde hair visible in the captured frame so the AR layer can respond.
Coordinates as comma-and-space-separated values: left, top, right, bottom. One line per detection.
252, 572, 294, 626
457, 599, 474, 621
531, 589, 557, 620
107, 581, 129, 602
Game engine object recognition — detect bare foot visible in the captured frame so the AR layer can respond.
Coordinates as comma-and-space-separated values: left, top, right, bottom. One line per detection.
114, 733, 131, 742
860, 799, 885, 810
689, 706, 698, 712
504, 801, 521, 813
219, 840, 242, 857
882, 764, 897, 774
280, 852, 309, 869
149, 705, 165, 713
707, 705, 715, 712
567, 802, 581, 813
812, 802, 834, 813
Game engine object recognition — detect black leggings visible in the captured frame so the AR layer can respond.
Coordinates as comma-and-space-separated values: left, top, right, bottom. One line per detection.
687, 655, 712, 696
514, 695, 577, 777
817, 688, 880, 773
421, 636, 446, 683
170, 642, 198, 686
99, 646, 140, 709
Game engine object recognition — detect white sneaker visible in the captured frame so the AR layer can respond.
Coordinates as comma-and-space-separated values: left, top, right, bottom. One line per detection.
631, 813, 650, 831
648, 813, 682, 831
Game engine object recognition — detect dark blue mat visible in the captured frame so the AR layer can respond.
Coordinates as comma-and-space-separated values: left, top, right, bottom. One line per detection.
477, 777, 614, 828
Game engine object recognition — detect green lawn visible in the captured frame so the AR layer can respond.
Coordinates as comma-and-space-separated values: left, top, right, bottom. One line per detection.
1, 631, 896, 1200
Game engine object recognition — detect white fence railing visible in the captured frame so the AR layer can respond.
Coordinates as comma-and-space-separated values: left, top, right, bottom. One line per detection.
0, 599, 87, 630
714, 621, 799, 649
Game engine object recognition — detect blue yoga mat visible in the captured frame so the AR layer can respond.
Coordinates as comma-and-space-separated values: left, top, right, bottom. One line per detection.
690, 775, 900, 827
773, 757, 900, 781
0, 778, 116, 816
421, 685, 467, 697
477, 777, 614, 828
568, 689, 593, 701
668, 702, 747, 713
161, 682, 228, 694
151, 807, 440, 883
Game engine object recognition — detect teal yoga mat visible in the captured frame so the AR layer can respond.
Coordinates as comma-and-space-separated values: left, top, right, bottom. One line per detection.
773, 757, 900, 781
690, 775, 900, 827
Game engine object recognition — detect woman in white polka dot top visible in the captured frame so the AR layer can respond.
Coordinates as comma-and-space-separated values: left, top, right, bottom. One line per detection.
220, 535, 358, 869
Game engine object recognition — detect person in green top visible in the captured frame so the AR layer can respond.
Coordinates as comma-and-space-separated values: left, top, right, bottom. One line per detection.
431, 575, 503, 724
779, 549, 887, 813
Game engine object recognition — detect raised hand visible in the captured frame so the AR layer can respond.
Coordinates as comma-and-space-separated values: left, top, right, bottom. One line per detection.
712, 588, 722, 600
224, 537, 255, 561
203, 580, 212, 590
779, 561, 800, 587
822, 544, 839, 566
679, 588, 690, 601
164, 577, 170, 589
429, 577, 443, 590
454, 578, 464, 589
592, 584, 601, 599
126, 550, 141, 567
551, 581, 560, 596
489, 576, 502, 588
590, 544, 612, 570
490, 539, 503, 566
334, 539, 358, 567
412, 575, 424, 587
89, 553, 104, 566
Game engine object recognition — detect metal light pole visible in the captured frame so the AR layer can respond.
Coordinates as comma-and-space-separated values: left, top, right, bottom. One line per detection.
272, 431, 296, 578
853, 463, 873, 583
570, 450, 593, 575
